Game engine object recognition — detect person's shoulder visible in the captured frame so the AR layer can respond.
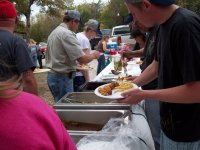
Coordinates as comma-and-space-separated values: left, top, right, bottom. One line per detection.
163, 8, 199, 33
13, 35, 28, 45
17, 92, 62, 126
173, 8, 200, 25
52, 23, 74, 37
19, 92, 43, 102
76, 32, 82, 36
19, 92, 54, 111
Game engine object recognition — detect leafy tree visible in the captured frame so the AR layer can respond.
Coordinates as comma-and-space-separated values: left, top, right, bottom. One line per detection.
10, 0, 73, 41
99, 0, 128, 29
30, 13, 61, 42
76, 0, 104, 31
176, 0, 200, 15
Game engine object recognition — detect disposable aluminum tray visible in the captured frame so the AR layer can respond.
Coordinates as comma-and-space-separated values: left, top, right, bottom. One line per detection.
53, 92, 130, 110
56, 109, 129, 132
60, 109, 131, 144
68, 131, 116, 144
69, 131, 96, 144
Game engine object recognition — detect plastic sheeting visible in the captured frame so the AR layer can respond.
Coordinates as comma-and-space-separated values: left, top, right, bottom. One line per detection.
77, 104, 155, 150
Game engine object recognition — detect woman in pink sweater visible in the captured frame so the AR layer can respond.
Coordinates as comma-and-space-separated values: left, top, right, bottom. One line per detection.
0, 75, 77, 150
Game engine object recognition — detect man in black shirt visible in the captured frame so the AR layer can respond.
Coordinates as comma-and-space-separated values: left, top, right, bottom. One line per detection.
123, 24, 160, 149
120, 0, 200, 149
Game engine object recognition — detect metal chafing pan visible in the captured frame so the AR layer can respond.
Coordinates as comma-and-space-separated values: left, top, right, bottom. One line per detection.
56, 109, 127, 126
53, 92, 131, 110
56, 109, 131, 144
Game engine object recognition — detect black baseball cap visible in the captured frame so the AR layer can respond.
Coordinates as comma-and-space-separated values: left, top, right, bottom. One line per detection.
125, 0, 175, 6
124, 0, 175, 24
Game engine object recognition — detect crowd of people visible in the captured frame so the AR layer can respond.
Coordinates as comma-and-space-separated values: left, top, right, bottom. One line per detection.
0, 0, 200, 149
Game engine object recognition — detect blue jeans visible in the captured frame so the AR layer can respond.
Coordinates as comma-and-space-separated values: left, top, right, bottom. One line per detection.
97, 54, 106, 75
145, 99, 160, 150
32, 54, 37, 67
47, 72, 73, 102
160, 131, 200, 150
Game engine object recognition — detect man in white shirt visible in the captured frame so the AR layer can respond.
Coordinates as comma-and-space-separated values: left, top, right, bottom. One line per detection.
74, 19, 100, 91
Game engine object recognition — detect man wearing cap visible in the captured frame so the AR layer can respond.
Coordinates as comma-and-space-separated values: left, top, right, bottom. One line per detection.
0, 0, 38, 95
46, 10, 100, 102
74, 19, 100, 91
119, 0, 200, 149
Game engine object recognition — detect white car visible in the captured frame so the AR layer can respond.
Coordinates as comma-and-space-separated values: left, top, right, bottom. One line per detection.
110, 25, 135, 45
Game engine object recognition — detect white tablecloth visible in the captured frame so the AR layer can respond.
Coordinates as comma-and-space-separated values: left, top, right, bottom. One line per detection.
131, 103, 155, 150
93, 61, 141, 82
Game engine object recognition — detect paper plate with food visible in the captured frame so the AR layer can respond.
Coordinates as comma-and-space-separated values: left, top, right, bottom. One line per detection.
94, 81, 138, 99
33, 68, 50, 74
76, 64, 94, 70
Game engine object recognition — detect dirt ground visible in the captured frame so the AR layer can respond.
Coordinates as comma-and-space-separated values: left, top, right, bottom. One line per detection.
35, 59, 98, 106
35, 73, 55, 106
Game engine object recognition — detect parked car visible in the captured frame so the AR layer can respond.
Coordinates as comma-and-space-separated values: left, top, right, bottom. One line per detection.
110, 25, 135, 45
101, 29, 111, 36
39, 42, 47, 52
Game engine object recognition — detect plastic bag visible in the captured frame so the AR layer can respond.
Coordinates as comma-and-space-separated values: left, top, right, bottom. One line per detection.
77, 118, 152, 150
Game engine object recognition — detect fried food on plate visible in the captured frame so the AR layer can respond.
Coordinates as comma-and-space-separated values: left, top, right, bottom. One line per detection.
98, 82, 133, 96
77, 64, 93, 69
114, 82, 133, 92
98, 82, 119, 96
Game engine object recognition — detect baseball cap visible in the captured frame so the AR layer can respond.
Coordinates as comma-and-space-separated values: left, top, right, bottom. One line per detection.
85, 19, 101, 33
0, 0, 17, 19
65, 10, 81, 21
125, 0, 175, 6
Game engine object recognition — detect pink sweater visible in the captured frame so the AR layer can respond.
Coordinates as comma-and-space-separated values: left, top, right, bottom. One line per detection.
0, 92, 77, 150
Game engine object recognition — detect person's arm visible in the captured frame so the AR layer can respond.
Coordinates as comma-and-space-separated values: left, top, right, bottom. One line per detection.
145, 81, 200, 103
81, 70, 90, 82
80, 48, 90, 82
102, 41, 110, 52
22, 69, 38, 95
133, 60, 158, 87
119, 60, 200, 104
120, 81, 200, 104
123, 48, 144, 59
77, 51, 100, 64
82, 48, 90, 55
